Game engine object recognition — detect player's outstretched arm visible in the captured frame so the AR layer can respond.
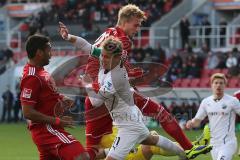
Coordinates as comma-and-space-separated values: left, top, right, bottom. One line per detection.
186, 118, 202, 129
58, 21, 93, 54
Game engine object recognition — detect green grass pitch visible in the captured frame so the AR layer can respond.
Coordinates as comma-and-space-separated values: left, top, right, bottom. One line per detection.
0, 123, 239, 160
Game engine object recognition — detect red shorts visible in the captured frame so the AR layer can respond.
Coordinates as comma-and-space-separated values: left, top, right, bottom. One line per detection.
29, 124, 86, 160
85, 97, 112, 147
38, 141, 86, 160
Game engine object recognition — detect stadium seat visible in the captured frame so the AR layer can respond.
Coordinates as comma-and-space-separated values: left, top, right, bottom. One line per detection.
221, 69, 228, 75
227, 78, 239, 88
181, 78, 191, 87
199, 78, 210, 88
173, 79, 182, 87
190, 78, 200, 87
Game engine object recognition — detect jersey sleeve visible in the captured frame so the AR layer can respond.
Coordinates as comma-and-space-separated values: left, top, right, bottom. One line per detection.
20, 76, 41, 107
94, 30, 112, 47
90, 47, 102, 58
194, 99, 207, 120
232, 97, 240, 115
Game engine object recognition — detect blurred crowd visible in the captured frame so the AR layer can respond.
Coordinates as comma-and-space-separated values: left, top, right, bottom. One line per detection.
165, 45, 240, 82
48, 0, 180, 26
19, 0, 181, 37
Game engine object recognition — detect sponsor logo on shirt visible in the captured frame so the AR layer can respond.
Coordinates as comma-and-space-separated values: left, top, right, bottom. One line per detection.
222, 105, 227, 109
208, 112, 229, 116
22, 88, 32, 98
105, 81, 112, 91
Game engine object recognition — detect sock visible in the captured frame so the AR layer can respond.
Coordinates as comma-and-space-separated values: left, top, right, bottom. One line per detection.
153, 101, 193, 150
156, 135, 186, 158
104, 148, 110, 156
150, 146, 175, 156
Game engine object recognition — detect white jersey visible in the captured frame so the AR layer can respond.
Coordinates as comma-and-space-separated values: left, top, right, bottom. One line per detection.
194, 94, 240, 146
87, 60, 145, 127
97, 64, 134, 111
96, 64, 149, 159
86, 51, 150, 159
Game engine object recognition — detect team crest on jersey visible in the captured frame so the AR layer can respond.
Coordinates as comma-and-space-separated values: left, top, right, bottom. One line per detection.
22, 88, 32, 98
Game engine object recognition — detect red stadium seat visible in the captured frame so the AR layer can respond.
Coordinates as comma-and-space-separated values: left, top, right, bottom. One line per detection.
173, 79, 182, 87
227, 78, 239, 88
221, 69, 228, 75
199, 78, 210, 88
190, 78, 200, 87
181, 78, 191, 87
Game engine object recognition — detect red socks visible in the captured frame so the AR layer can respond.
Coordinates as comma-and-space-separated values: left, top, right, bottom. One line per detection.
133, 92, 193, 150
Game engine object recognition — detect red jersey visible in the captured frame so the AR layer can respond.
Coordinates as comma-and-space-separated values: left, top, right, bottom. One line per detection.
94, 27, 132, 53
85, 26, 132, 80
20, 63, 63, 128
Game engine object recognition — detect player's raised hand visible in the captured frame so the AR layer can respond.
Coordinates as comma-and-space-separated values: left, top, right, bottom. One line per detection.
60, 116, 75, 128
58, 21, 69, 40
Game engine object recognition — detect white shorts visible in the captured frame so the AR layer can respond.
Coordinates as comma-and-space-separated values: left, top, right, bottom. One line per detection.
211, 140, 238, 160
108, 107, 150, 159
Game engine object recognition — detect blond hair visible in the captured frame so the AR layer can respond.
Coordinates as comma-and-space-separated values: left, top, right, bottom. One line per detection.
117, 4, 146, 25
101, 36, 123, 55
210, 73, 227, 84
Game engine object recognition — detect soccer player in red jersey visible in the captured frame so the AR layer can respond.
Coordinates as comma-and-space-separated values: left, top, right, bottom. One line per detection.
59, 4, 212, 159
20, 35, 89, 160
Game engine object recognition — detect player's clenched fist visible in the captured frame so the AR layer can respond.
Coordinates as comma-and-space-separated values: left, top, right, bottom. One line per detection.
186, 120, 194, 129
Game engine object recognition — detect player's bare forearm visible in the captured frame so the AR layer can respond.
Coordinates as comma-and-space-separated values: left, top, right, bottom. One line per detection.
22, 105, 56, 125
191, 118, 201, 127
22, 105, 74, 128
59, 21, 92, 53
186, 118, 201, 129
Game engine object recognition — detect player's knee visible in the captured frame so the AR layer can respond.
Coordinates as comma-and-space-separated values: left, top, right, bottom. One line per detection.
150, 130, 158, 136
141, 134, 159, 145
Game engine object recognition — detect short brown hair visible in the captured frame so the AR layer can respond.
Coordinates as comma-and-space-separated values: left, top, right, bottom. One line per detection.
117, 4, 146, 25
26, 34, 50, 59
210, 73, 227, 84
101, 36, 123, 55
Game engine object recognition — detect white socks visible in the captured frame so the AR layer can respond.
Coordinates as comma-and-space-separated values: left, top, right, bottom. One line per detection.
156, 135, 186, 158
104, 148, 110, 156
